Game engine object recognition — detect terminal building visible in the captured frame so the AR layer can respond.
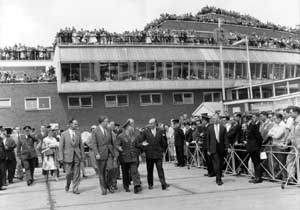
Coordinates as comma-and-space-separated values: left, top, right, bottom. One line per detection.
1, 12, 300, 130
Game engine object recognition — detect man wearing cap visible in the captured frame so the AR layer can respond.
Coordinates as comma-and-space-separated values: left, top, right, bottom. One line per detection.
0, 126, 7, 190
117, 119, 142, 193
138, 118, 169, 190
207, 114, 228, 185
91, 116, 114, 195
58, 119, 84, 194
17, 126, 38, 186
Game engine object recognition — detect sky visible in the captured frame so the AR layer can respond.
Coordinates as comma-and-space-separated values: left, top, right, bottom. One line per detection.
0, 0, 299, 46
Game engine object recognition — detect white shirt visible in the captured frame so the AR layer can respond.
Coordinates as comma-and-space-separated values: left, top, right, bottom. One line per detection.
69, 128, 75, 140
3, 138, 7, 145
214, 124, 220, 142
99, 125, 105, 136
151, 128, 156, 137
268, 121, 286, 145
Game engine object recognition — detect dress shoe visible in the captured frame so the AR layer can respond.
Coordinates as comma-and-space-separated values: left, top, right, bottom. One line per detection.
65, 186, 70, 192
0, 187, 7, 191
27, 180, 32, 186
252, 178, 262, 184
148, 185, 153, 190
101, 189, 107, 195
217, 181, 223, 186
162, 184, 170, 190
125, 188, 130, 192
8, 181, 14, 184
108, 187, 115, 193
82, 175, 88, 178
73, 191, 80, 195
134, 185, 142, 194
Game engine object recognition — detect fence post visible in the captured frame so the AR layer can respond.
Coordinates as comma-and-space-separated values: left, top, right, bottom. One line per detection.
231, 149, 236, 175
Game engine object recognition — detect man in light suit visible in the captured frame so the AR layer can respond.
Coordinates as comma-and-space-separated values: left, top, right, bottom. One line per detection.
91, 116, 114, 195
58, 119, 84, 194
207, 114, 228, 186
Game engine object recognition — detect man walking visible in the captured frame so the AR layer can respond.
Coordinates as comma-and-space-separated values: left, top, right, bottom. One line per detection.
173, 119, 185, 167
91, 116, 114, 195
59, 119, 84, 194
207, 114, 228, 185
0, 127, 6, 190
139, 118, 169, 190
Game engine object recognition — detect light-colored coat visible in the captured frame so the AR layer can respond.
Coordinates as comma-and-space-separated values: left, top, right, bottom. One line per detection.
58, 129, 84, 163
91, 126, 113, 160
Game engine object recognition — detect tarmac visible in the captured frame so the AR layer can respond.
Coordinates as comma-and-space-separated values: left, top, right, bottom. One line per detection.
0, 162, 299, 210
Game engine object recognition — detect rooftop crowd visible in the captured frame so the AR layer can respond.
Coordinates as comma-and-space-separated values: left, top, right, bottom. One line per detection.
0, 106, 300, 193
0, 44, 53, 61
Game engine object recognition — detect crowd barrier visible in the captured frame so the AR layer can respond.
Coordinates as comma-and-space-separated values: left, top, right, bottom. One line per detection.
164, 143, 300, 188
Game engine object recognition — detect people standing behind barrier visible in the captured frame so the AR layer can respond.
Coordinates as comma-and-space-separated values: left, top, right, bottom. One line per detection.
282, 106, 300, 187
259, 112, 274, 145
166, 120, 175, 161
17, 126, 38, 186
117, 119, 142, 193
207, 114, 228, 186
244, 115, 263, 184
267, 113, 289, 179
2, 128, 17, 184
186, 122, 199, 164
91, 116, 114, 195
58, 119, 84, 194
173, 119, 186, 167
138, 118, 169, 190
41, 126, 59, 182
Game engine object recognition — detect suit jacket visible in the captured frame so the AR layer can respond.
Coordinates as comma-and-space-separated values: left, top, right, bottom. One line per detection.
117, 132, 139, 163
207, 123, 228, 155
0, 138, 6, 161
174, 127, 185, 147
227, 123, 242, 146
17, 134, 38, 160
4, 137, 16, 160
245, 121, 263, 152
58, 129, 84, 163
138, 128, 167, 159
200, 124, 209, 149
91, 126, 113, 161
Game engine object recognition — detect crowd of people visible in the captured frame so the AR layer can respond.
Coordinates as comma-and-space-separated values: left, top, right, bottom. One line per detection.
0, 106, 300, 193
144, 6, 300, 35
0, 66, 56, 83
0, 44, 53, 60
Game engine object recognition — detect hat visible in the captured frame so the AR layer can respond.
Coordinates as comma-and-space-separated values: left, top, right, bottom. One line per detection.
91, 125, 97, 130
122, 119, 131, 129
23, 125, 32, 130
202, 115, 210, 121
172, 119, 180, 124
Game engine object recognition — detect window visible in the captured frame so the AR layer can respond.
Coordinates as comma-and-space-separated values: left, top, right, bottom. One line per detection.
25, 97, 51, 111
0, 98, 11, 108
224, 63, 234, 79
105, 94, 129, 107
68, 96, 93, 109
140, 93, 162, 106
173, 92, 194, 105
206, 62, 220, 79
203, 92, 222, 102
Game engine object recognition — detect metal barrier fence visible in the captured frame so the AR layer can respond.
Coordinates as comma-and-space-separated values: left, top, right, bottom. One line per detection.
164, 143, 300, 188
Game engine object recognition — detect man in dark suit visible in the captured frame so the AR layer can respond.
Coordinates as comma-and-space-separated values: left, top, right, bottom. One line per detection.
200, 116, 215, 177
0, 126, 7, 190
138, 118, 169, 190
173, 119, 185, 167
207, 114, 228, 185
58, 119, 84, 194
17, 126, 38, 186
244, 114, 263, 183
2, 128, 17, 184
91, 116, 114, 195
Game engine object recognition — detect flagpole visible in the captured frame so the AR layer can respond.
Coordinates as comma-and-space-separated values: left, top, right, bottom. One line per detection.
245, 37, 253, 99
218, 19, 226, 102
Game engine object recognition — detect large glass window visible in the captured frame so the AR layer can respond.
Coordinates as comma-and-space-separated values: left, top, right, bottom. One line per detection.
119, 63, 129, 80
262, 64, 272, 79
0, 98, 11, 108
61, 63, 71, 82
68, 96, 93, 109
156, 62, 163, 80
206, 62, 219, 79
252, 86, 261, 99
190, 62, 204, 79
250, 63, 261, 79
109, 63, 118, 81
289, 80, 300, 93
203, 92, 222, 102
262, 84, 273, 98
182, 62, 189, 79
100, 63, 109, 81
70, 63, 80, 81
165, 62, 173, 80
137, 62, 146, 80
286, 64, 295, 79
224, 63, 234, 79
236, 63, 247, 79
25, 97, 51, 110
238, 88, 248, 100
274, 64, 284, 80
296, 65, 300, 77
146, 62, 155, 80
173, 62, 182, 79
275, 82, 288, 96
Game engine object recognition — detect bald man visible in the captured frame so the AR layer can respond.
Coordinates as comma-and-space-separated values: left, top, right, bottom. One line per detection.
138, 118, 169, 190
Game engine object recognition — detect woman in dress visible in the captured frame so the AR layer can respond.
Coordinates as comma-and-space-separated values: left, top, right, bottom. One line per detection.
41, 126, 59, 181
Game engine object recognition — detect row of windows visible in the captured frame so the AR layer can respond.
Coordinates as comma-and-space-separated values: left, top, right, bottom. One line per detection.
0, 92, 221, 110
61, 62, 300, 83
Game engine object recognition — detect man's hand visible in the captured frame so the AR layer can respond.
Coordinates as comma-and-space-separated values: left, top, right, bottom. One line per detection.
95, 154, 101, 160
207, 151, 211, 156
118, 146, 123, 152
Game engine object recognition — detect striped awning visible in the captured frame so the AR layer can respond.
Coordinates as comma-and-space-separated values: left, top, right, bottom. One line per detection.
58, 45, 300, 64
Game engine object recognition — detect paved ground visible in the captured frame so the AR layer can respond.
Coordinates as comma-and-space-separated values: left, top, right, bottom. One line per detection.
0, 163, 300, 210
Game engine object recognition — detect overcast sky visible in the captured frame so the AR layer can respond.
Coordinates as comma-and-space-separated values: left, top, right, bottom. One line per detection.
0, 0, 299, 46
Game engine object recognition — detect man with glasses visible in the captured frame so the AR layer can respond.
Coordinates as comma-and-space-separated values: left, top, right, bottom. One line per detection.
58, 119, 84, 194
17, 126, 38, 186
